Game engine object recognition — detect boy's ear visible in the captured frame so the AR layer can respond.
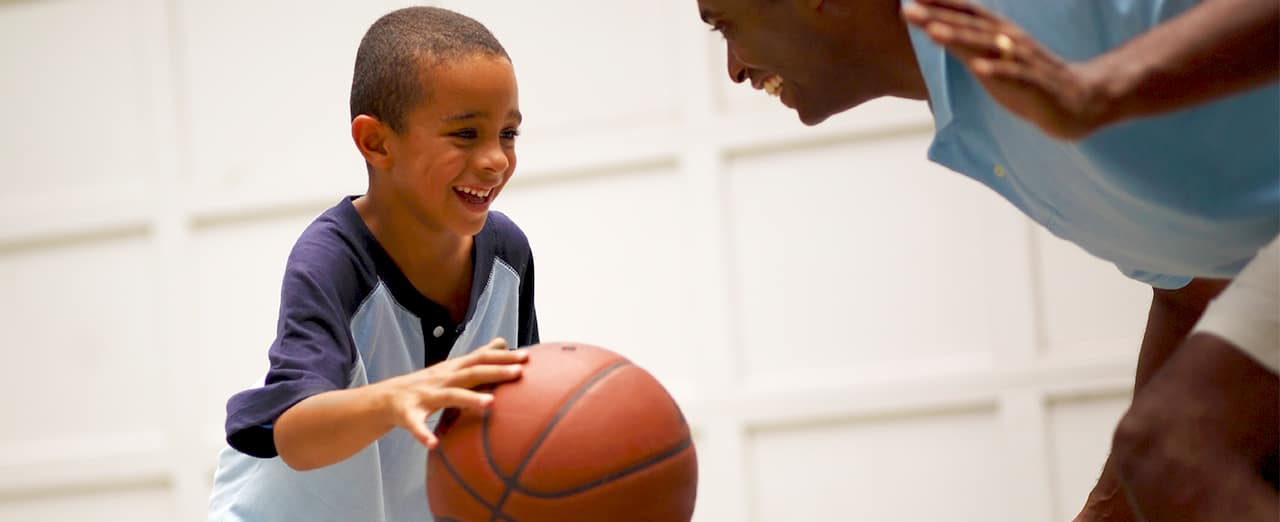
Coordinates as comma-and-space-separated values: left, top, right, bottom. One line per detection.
352, 115, 393, 171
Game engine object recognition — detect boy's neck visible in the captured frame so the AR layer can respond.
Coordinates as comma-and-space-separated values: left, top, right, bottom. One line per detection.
352, 193, 474, 322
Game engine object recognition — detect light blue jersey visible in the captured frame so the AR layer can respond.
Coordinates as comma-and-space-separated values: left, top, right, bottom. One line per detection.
907, 0, 1279, 288
208, 198, 538, 521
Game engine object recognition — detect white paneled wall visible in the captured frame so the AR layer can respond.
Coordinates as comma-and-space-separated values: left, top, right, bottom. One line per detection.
0, 0, 1153, 520
750, 408, 1007, 521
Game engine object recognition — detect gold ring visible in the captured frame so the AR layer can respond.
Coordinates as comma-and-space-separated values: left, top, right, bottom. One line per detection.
994, 33, 1015, 60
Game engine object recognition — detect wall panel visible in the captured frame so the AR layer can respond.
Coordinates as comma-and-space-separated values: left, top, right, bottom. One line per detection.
192, 211, 320, 446
0, 0, 155, 207
1035, 231, 1150, 357
440, 0, 682, 134
495, 166, 696, 394
749, 409, 1009, 521
0, 235, 163, 446
727, 135, 1019, 384
1046, 393, 1131, 522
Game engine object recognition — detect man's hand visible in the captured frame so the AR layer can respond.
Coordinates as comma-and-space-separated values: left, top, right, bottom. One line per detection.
903, 0, 1108, 140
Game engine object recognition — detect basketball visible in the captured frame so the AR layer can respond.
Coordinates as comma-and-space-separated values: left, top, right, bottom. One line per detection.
426, 342, 698, 521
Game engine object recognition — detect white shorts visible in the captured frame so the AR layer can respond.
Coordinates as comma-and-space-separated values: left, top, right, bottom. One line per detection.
1193, 235, 1280, 374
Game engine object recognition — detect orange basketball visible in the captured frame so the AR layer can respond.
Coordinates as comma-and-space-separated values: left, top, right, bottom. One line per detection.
427, 342, 698, 521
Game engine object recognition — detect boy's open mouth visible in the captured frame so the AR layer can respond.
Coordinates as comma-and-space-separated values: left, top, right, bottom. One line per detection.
454, 186, 492, 205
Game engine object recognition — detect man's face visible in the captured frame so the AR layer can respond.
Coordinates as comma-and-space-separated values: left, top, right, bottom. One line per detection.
698, 0, 890, 125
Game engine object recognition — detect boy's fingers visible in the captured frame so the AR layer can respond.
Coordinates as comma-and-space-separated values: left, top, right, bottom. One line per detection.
429, 388, 495, 411
464, 345, 528, 365
446, 364, 523, 389
403, 411, 435, 447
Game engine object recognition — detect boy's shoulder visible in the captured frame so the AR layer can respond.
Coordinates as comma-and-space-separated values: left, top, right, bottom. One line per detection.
279, 198, 379, 307
288, 200, 369, 267
481, 210, 533, 270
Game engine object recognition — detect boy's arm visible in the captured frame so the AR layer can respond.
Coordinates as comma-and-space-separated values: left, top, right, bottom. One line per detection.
274, 338, 527, 471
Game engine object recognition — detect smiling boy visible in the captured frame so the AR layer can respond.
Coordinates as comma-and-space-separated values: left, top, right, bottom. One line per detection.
207, 8, 537, 521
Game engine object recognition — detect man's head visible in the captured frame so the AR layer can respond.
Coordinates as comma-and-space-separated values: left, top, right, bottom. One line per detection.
697, 0, 923, 125
350, 7, 521, 238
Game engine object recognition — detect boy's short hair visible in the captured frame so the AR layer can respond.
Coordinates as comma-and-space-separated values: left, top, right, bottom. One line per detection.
350, 7, 510, 133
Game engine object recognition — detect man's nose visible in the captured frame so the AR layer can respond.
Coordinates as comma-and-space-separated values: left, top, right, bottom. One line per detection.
727, 46, 748, 84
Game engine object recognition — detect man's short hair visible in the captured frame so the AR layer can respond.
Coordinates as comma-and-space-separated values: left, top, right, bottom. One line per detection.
350, 7, 509, 133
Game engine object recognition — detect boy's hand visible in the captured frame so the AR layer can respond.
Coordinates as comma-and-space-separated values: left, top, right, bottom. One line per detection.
378, 337, 527, 448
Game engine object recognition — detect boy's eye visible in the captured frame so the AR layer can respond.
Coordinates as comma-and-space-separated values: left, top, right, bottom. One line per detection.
451, 129, 478, 139
501, 129, 520, 140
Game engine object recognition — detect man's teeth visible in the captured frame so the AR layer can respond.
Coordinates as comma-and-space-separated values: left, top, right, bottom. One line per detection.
763, 76, 784, 97
457, 187, 491, 198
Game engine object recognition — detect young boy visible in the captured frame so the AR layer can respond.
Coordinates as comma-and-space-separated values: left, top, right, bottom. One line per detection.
208, 7, 537, 520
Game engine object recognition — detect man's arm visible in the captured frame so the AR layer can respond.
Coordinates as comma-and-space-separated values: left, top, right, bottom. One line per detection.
1084, 0, 1279, 128
903, 0, 1279, 138
1113, 332, 1279, 521
1073, 279, 1229, 522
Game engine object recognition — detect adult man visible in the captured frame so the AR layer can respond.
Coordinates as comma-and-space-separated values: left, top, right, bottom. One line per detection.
695, 0, 1278, 519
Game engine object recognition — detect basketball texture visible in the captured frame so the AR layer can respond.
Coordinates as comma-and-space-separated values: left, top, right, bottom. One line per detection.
427, 342, 698, 521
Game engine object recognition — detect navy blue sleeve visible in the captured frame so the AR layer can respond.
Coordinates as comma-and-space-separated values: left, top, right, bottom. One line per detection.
224, 237, 363, 458
520, 252, 539, 346
487, 210, 539, 348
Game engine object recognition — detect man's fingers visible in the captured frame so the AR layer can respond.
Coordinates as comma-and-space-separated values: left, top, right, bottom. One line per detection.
914, 0, 987, 16
903, 2, 996, 33
972, 58, 1036, 85
927, 22, 1019, 61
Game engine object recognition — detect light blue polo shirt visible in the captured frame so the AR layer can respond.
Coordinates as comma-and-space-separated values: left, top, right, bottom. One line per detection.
907, 0, 1279, 288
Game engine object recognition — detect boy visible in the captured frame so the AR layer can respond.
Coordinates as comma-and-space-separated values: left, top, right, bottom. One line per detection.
208, 7, 536, 521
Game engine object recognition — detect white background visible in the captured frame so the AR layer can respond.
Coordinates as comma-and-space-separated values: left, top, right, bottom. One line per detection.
0, 0, 1153, 520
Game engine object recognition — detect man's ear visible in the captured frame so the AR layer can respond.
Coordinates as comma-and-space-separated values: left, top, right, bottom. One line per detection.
352, 115, 393, 171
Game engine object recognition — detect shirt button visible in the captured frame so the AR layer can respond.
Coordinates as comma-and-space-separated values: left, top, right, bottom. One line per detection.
432, 326, 445, 338
993, 164, 1008, 178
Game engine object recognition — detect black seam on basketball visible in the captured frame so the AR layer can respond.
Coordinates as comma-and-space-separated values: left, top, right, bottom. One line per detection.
512, 436, 693, 498
487, 360, 632, 521
481, 408, 513, 481
432, 447, 503, 517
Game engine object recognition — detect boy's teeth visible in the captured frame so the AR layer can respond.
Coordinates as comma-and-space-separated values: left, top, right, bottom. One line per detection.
457, 187, 491, 198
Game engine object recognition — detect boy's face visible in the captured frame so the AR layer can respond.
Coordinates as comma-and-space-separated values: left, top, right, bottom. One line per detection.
383, 54, 521, 238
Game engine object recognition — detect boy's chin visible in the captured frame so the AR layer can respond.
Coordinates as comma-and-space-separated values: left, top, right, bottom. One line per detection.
454, 217, 489, 237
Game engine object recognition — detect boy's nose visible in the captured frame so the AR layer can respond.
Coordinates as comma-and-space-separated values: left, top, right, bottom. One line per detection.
477, 144, 510, 174
727, 47, 748, 84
